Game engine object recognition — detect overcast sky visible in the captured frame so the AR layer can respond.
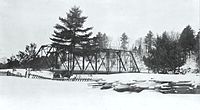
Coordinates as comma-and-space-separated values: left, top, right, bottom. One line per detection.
0, 0, 199, 58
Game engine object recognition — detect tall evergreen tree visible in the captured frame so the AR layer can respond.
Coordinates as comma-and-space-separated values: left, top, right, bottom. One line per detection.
196, 30, 200, 69
144, 31, 154, 53
120, 33, 129, 50
50, 6, 93, 70
95, 32, 109, 49
50, 6, 93, 52
137, 45, 142, 56
194, 31, 200, 53
135, 37, 143, 57
179, 25, 195, 55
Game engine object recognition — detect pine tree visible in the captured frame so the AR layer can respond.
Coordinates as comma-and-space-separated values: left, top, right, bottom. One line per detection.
179, 25, 195, 55
95, 32, 109, 49
137, 45, 142, 56
144, 31, 154, 53
135, 37, 143, 57
196, 30, 200, 69
120, 33, 129, 50
195, 31, 200, 53
50, 6, 93, 52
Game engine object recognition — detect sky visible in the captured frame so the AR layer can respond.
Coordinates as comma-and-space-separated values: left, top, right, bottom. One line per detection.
0, 0, 199, 58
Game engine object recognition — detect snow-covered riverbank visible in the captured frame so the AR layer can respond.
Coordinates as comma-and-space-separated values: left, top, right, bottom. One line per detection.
0, 72, 200, 110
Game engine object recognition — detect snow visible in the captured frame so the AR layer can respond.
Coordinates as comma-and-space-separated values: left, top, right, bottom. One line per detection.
0, 69, 13, 73
93, 73, 200, 84
0, 69, 54, 79
135, 55, 148, 72
30, 71, 54, 79
134, 80, 159, 89
180, 55, 198, 73
0, 73, 200, 110
114, 83, 130, 90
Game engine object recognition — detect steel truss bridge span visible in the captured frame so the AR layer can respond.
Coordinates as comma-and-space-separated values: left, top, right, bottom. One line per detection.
33, 44, 140, 76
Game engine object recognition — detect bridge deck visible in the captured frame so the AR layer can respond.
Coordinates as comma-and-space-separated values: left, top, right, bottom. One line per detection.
50, 69, 138, 75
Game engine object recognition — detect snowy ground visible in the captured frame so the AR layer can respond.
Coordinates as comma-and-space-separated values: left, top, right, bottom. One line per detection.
0, 72, 200, 110
93, 73, 200, 83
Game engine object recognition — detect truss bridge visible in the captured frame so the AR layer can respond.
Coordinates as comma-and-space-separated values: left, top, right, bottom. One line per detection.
32, 44, 140, 77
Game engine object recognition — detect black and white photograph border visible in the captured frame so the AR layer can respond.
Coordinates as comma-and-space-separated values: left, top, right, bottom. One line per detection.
0, 0, 200, 110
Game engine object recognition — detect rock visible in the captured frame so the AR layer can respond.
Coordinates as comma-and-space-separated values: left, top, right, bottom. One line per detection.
194, 85, 200, 94
101, 83, 113, 90
113, 84, 130, 92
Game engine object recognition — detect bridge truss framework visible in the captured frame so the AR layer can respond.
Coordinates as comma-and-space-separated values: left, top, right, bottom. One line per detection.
34, 44, 140, 75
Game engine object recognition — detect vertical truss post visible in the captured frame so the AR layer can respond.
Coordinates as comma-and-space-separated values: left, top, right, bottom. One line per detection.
72, 53, 75, 73
55, 50, 59, 69
70, 53, 72, 71
129, 55, 131, 71
82, 55, 85, 73
118, 51, 121, 73
67, 53, 69, 71
95, 52, 98, 74
106, 50, 110, 73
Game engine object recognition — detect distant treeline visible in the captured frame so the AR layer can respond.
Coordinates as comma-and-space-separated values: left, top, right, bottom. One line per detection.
1, 6, 200, 74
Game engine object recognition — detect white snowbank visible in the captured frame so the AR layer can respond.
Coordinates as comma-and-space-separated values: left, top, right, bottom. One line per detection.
92, 73, 200, 84
180, 55, 198, 73
13, 69, 26, 76
0, 76, 200, 110
0, 69, 54, 79
0, 69, 12, 73
134, 80, 160, 89
30, 70, 54, 79
0, 69, 26, 76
